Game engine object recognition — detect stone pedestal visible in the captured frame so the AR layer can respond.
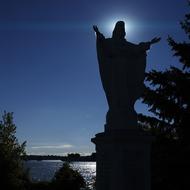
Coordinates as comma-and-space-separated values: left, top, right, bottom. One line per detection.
91, 130, 154, 190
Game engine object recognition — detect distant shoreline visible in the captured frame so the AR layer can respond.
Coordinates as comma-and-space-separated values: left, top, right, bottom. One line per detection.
23, 153, 96, 162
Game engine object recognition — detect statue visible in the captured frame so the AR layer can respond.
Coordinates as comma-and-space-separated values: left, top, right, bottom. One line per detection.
93, 21, 161, 131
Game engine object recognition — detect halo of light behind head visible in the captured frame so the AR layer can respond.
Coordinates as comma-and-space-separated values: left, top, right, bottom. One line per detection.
99, 15, 139, 40
106, 18, 131, 35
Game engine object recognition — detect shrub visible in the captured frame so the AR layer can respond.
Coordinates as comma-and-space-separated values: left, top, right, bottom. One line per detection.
52, 162, 86, 190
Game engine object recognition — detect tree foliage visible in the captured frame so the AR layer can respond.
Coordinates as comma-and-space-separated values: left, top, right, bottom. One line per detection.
139, 67, 190, 142
0, 111, 29, 190
138, 3, 190, 189
52, 162, 86, 190
139, 3, 190, 144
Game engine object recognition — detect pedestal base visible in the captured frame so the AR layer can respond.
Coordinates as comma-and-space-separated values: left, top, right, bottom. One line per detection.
91, 130, 154, 190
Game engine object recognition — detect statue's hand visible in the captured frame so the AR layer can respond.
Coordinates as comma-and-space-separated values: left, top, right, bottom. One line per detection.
150, 37, 161, 45
93, 25, 99, 33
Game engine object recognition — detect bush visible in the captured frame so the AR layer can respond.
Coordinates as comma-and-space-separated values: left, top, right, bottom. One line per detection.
52, 162, 86, 190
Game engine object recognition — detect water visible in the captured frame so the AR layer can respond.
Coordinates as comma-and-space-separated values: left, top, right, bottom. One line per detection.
25, 160, 96, 189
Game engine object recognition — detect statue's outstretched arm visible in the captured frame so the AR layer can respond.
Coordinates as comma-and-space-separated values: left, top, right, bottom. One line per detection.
93, 25, 105, 40
139, 37, 161, 50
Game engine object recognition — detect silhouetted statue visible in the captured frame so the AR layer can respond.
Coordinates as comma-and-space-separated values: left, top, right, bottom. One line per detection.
93, 21, 160, 130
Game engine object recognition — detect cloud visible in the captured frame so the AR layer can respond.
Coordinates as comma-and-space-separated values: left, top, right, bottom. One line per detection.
31, 144, 74, 149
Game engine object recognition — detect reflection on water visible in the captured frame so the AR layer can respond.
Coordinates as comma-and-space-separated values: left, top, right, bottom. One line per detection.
25, 160, 96, 189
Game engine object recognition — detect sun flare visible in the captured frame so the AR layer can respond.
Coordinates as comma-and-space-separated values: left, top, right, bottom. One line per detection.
106, 18, 132, 34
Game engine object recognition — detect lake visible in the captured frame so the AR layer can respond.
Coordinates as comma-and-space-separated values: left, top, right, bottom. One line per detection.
25, 160, 96, 189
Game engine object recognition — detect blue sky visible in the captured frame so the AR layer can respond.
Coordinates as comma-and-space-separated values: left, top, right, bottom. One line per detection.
0, 0, 188, 155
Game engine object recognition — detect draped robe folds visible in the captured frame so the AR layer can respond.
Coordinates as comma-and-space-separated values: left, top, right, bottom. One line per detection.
95, 34, 150, 129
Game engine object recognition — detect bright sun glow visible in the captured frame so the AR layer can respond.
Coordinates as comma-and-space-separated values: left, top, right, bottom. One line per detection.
103, 17, 136, 37
106, 18, 132, 34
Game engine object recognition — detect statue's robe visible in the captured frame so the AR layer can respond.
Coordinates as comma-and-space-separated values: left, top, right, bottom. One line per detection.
96, 34, 150, 111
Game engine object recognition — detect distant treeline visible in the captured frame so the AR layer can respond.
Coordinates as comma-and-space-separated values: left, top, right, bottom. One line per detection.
23, 153, 96, 162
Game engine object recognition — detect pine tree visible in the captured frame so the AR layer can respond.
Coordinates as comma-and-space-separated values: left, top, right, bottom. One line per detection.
139, 3, 190, 144
0, 111, 29, 190
138, 3, 190, 190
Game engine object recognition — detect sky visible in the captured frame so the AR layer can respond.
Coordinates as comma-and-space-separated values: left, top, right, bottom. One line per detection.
0, 0, 189, 155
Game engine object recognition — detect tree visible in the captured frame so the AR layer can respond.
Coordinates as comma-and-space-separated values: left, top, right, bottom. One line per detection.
138, 3, 190, 190
67, 153, 81, 160
52, 162, 86, 190
0, 111, 29, 190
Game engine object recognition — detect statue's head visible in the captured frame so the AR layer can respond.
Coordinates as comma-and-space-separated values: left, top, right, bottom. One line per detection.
112, 21, 126, 40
